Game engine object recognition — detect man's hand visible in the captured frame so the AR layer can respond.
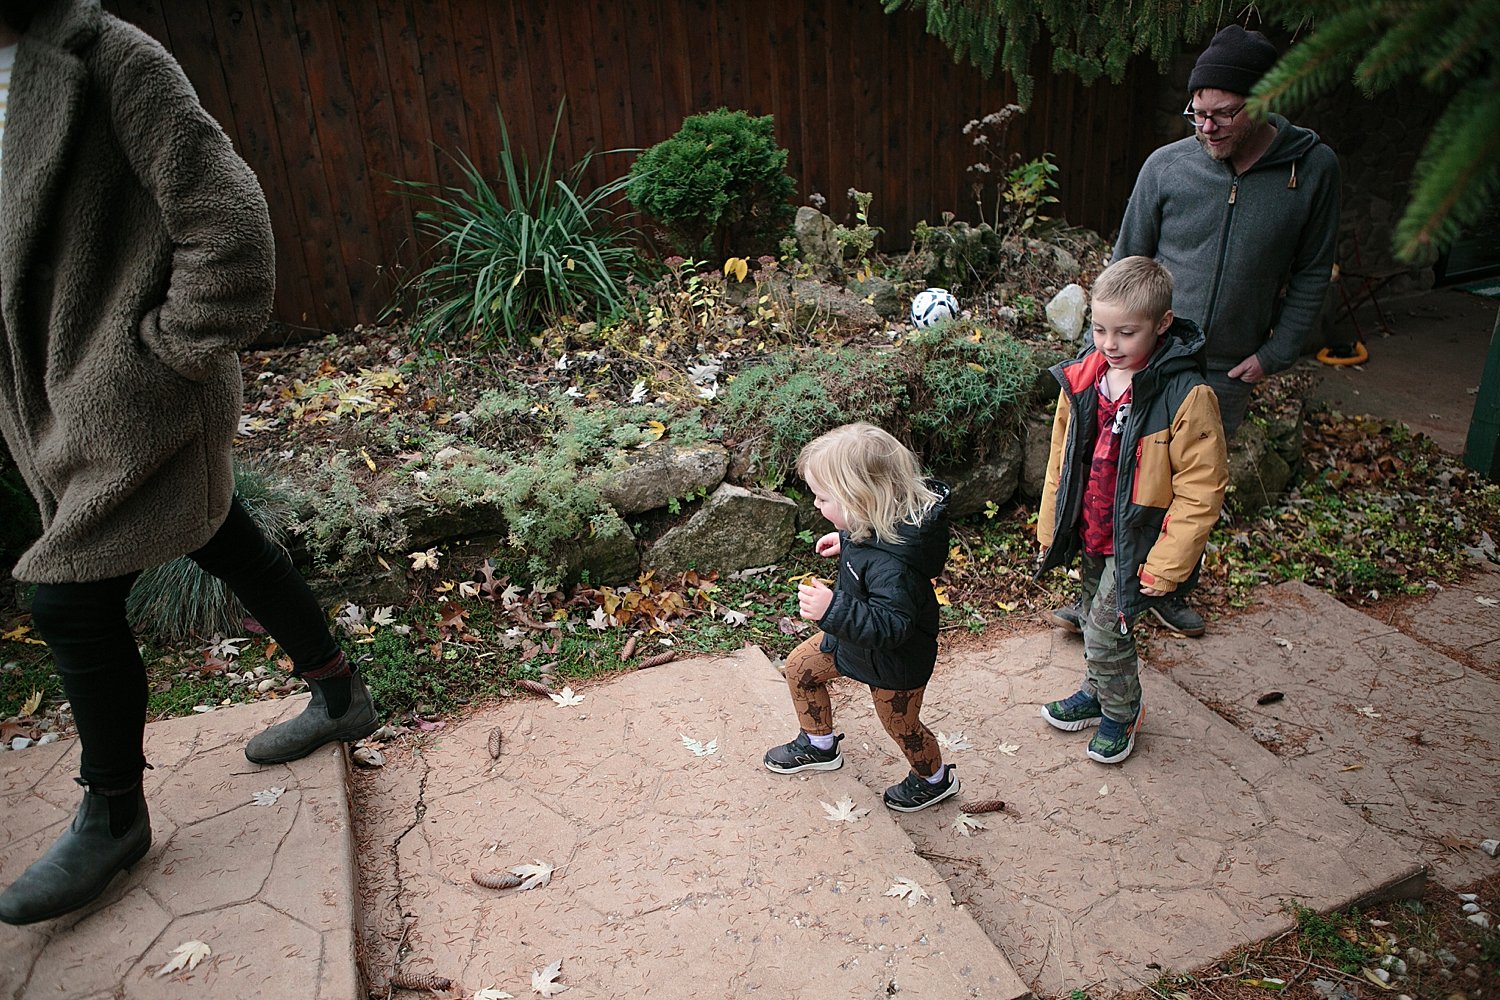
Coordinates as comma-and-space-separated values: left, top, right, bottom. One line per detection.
1227, 353, 1267, 383
798, 580, 834, 621
814, 531, 841, 557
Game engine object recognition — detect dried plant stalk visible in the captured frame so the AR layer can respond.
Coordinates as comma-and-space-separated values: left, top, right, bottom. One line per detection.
471, 870, 524, 890
960, 798, 1006, 815
389, 970, 453, 991
638, 650, 677, 670
487, 727, 502, 760
513, 678, 554, 698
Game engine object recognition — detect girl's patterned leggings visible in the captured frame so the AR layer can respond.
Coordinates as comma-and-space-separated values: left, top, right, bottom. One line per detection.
783, 632, 942, 778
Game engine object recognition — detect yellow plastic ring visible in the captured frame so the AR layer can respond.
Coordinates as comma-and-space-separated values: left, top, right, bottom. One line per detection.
1316, 342, 1369, 366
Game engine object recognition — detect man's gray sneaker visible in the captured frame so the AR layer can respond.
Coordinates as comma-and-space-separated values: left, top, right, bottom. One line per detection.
1149, 594, 1206, 637
245, 672, 378, 765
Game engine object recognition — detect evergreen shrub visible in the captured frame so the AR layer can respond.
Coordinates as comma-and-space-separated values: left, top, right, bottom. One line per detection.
627, 108, 797, 260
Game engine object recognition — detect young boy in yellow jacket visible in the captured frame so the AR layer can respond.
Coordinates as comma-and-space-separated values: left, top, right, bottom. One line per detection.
1035, 257, 1228, 763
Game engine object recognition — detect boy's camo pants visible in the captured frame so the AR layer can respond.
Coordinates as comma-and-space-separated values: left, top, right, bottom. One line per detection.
1078, 553, 1142, 722
783, 632, 943, 778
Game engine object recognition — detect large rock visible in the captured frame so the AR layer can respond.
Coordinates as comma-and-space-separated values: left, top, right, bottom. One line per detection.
847, 274, 904, 319
559, 511, 639, 586
939, 434, 1024, 518
1045, 283, 1087, 341
764, 274, 881, 330
594, 442, 729, 515
793, 206, 842, 272
645, 484, 797, 574
1226, 420, 1292, 513
1019, 410, 1054, 500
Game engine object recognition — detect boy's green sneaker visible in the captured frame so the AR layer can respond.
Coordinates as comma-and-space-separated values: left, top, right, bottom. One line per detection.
1040, 690, 1103, 731
1087, 705, 1144, 764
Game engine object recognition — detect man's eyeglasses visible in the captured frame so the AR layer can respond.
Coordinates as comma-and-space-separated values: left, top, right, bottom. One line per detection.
1181, 103, 1246, 129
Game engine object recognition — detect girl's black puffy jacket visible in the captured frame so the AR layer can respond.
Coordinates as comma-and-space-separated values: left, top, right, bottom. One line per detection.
817, 482, 950, 691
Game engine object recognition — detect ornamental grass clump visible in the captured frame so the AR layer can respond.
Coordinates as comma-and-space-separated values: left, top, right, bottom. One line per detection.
392, 109, 640, 348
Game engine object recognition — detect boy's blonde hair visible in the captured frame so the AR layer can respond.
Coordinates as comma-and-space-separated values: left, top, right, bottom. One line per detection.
1092, 255, 1174, 321
797, 423, 939, 545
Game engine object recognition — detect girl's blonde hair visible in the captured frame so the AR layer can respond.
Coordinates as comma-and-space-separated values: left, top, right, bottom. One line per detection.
797, 423, 940, 544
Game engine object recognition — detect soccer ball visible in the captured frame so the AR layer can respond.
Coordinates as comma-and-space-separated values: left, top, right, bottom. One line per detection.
910, 288, 959, 328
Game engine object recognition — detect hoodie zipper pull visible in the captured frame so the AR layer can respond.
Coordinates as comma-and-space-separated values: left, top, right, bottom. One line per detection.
1117, 611, 1129, 637
1228, 178, 1239, 205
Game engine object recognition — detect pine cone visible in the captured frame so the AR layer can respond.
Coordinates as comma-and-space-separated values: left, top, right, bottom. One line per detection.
960, 798, 1006, 815
389, 970, 453, 991
638, 650, 677, 669
487, 727, 502, 760
513, 678, 554, 698
471, 870, 523, 890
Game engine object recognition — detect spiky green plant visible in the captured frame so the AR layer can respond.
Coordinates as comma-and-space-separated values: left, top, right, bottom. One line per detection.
391, 107, 640, 347
1252, 0, 1500, 261
126, 464, 298, 643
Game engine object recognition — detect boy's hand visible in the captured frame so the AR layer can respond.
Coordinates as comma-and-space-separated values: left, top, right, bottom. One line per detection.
1141, 586, 1167, 597
814, 531, 841, 557
798, 579, 834, 621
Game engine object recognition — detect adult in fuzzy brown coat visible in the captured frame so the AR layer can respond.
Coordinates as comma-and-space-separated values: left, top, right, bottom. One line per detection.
0, 0, 377, 925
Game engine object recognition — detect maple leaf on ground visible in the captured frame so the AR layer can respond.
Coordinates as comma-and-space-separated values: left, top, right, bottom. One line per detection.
996, 741, 1020, 756
205, 636, 249, 659
409, 547, 441, 572
252, 786, 286, 807
821, 797, 869, 823
721, 608, 749, 627
937, 731, 973, 752
156, 939, 211, 976
548, 687, 585, 707
680, 734, 718, 757
475, 990, 516, 1000
18, 689, 42, 716
587, 606, 609, 630
370, 605, 397, 627
953, 813, 986, 837
531, 957, 567, 996
885, 877, 929, 907
499, 583, 524, 607
513, 860, 556, 891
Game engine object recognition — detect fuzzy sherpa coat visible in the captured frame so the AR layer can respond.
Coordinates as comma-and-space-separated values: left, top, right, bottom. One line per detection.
0, 0, 274, 584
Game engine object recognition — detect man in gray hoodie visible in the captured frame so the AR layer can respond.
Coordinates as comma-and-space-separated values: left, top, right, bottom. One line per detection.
1051, 24, 1340, 637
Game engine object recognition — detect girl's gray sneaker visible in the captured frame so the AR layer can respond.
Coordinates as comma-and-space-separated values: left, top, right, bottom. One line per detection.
763, 732, 844, 773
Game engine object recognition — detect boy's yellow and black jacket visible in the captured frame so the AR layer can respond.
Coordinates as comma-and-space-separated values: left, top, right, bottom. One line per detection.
1035, 318, 1228, 627
818, 482, 950, 692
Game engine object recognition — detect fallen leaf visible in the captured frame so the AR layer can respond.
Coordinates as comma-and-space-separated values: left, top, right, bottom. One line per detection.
548, 686, 585, 707
933, 586, 951, 607
952, 813, 986, 837
475, 990, 516, 1000
156, 939, 211, 976
884, 877, 929, 907
821, 797, 869, 823
18, 689, 41, 717
1356, 705, 1382, 719
587, 607, 609, 630
1239, 977, 1286, 990
370, 605, 398, 627
722, 608, 748, 627
680, 734, 718, 757
205, 636, 249, 659
937, 731, 973, 752
1361, 968, 1394, 990
1273, 637, 1291, 648
1340, 763, 1364, 772
1477, 596, 1498, 608
532, 957, 567, 996
252, 786, 286, 807
513, 860, 555, 891
996, 741, 1020, 756
408, 548, 441, 572
1099, 784, 1110, 796
351, 746, 385, 768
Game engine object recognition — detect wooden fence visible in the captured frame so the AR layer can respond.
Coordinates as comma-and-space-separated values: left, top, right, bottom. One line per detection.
104, 0, 1162, 332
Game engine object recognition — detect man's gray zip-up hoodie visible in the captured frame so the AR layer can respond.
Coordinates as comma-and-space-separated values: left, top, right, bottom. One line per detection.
1113, 115, 1340, 376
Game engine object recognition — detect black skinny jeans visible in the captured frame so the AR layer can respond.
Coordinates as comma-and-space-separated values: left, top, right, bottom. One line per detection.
29, 498, 340, 789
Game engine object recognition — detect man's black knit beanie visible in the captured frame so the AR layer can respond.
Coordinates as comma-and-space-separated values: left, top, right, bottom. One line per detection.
1188, 25, 1279, 96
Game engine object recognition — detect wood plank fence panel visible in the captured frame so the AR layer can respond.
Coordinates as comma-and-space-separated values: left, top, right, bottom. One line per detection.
104, 0, 1160, 330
